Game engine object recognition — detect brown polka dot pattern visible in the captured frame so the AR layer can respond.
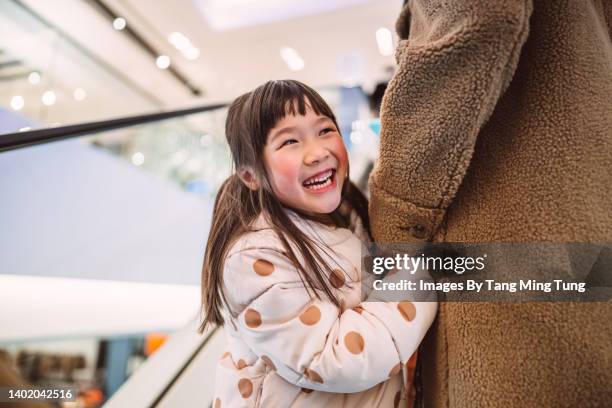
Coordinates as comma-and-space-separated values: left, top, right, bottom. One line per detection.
221, 351, 230, 359
299, 305, 321, 325
238, 378, 253, 398
397, 302, 417, 322
236, 359, 247, 369
261, 355, 276, 371
253, 259, 274, 276
389, 362, 402, 377
344, 331, 365, 354
304, 368, 324, 383
301, 387, 313, 394
353, 305, 364, 314
330, 269, 345, 288
214, 397, 221, 408
245, 308, 262, 328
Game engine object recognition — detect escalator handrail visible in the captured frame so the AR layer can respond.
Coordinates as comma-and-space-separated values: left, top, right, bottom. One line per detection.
103, 319, 219, 408
150, 326, 220, 407
0, 103, 228, 153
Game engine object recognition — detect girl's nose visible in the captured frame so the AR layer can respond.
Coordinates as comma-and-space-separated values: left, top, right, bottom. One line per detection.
303, 140, 330, 165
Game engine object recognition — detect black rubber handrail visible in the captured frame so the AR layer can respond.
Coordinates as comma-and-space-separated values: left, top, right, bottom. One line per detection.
0, 103, 227, 153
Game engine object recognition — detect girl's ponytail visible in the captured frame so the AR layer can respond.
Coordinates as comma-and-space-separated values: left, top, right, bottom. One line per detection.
199, 174, 258, 332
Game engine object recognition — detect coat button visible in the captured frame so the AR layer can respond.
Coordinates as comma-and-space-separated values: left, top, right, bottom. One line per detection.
408, 224, 429, 240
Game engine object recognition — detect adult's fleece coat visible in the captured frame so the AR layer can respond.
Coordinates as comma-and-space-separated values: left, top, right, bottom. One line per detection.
369, 0, 612, 407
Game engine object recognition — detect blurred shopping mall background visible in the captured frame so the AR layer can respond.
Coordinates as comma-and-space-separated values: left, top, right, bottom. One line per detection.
0, 0, 401, 406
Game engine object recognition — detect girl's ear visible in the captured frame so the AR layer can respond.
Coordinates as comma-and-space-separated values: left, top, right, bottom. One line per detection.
238, 168, 259, 191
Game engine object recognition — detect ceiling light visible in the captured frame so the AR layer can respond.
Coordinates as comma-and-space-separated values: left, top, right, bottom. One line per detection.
184, 47, 200, 60
73, 88, 87, 101
113, 17, 127, 30
376, 27, 394, 57
28, 72, 41, 85
41, 91, 56, 106
280, 47, 305, 71
19, 127, 31, 132
168, 32, 200, 60
131, 152, 145, 166
168, 32, 190, 50
10, 95, 24, 111
156, 55, 171, 69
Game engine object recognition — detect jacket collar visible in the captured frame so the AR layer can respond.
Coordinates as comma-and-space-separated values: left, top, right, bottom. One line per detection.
250, 208, 355, 247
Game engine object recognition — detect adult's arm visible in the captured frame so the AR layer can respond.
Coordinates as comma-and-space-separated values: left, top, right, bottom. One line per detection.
370, 0, 533, 242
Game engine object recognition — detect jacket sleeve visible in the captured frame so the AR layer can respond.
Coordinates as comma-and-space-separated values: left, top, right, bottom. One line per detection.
369, 0, 533, 242
223, 247, 437, 393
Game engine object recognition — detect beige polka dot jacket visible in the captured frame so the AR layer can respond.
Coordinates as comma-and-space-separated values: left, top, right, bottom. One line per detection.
213, 210, 437, 407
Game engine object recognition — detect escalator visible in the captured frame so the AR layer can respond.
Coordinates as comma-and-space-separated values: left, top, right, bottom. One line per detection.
0, 103, 230, 407
104, 320, 226, 408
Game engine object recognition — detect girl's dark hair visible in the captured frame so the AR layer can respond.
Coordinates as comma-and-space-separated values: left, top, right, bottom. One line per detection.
199, 80, 370, 332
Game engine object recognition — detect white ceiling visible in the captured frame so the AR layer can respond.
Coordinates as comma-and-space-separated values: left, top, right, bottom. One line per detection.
193, 0, 372, 31
104, 0, 402, 100
4, 0, 401, 128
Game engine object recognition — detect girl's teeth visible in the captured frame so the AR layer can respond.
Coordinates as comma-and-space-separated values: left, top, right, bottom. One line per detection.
305, 177, 332, 190
304, 170, 333, 186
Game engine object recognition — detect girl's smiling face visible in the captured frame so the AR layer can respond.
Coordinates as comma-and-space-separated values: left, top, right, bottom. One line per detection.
263, 105, 349, 215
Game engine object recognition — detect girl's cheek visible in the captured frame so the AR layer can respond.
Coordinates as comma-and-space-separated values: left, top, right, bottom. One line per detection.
271, 155, 301, 182
332, 137, 349, 165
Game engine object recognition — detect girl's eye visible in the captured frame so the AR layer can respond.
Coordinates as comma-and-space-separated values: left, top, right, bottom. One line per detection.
280, 139, 298, 148
320, 127, 336, 135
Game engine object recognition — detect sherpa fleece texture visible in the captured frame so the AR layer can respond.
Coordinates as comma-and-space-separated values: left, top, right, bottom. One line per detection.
369, 0, 612, 407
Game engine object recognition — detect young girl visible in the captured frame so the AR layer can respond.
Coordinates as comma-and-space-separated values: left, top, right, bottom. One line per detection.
200, 80, 436, 407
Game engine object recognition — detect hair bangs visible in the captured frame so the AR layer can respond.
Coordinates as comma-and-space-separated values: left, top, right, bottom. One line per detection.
255, 80, 338, 145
